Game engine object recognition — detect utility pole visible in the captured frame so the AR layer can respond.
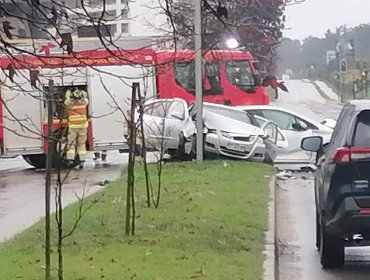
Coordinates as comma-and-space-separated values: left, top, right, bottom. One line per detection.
194, 0, 203, 161
45, 79, 54, 280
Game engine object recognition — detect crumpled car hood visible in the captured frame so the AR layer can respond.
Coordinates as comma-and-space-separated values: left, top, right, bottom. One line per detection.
203, 111, 264, 135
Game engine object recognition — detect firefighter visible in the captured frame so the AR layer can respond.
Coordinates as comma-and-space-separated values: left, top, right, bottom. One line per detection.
64, 88, 89, 168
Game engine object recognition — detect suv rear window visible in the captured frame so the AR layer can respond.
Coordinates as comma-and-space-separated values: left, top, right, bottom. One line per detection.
353, 111, 370, 147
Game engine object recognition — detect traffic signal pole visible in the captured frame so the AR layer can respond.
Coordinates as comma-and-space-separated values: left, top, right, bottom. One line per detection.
340, 59, 347, 103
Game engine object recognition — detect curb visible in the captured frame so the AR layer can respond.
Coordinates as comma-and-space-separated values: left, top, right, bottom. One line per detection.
311, 81, 343, 104
310, 81, 332, 101
263, 176, 278, 280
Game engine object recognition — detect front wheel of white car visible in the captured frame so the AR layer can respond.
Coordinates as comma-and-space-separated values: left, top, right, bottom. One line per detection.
189, 134, 206, 160
264, 152, 273, 164
175, 133, 192, 161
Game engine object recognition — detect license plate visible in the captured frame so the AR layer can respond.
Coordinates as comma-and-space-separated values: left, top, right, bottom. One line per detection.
227, 143, 246, 152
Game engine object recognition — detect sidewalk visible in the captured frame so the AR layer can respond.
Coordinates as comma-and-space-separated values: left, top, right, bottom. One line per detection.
313, 81, 340, 101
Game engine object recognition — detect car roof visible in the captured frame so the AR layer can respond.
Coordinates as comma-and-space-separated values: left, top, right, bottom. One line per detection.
238, 104, 304, 116
238, 104, 329, 128
202, 102, 246, 112
347, 100, 370, 112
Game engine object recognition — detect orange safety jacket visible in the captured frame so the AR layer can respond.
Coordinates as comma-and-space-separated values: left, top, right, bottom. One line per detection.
68, 104, 88, 129
64, 91, 89, 129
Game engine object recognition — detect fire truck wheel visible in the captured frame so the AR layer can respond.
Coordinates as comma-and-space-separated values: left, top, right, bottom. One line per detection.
23, 155, 47, 169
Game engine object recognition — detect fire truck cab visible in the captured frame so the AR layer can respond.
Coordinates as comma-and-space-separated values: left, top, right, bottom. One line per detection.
156, 50, 269, 106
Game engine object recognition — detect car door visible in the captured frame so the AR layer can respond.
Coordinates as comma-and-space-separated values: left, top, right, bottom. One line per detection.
318, 105, 352, 212
142, 100, 172, 150
250, 109, 315, 163
260, 121, 280, 162
163, 99, 189, 150
253, 115, 289, 151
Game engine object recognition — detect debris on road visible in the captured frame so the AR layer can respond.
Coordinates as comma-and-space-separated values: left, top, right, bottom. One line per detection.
276, 171, 296, 180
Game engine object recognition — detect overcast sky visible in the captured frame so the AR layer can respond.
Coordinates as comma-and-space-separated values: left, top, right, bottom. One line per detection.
284, 0, 370, 40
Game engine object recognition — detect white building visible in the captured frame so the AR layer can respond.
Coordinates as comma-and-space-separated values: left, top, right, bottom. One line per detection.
0, 0, 169, 49
62, 0, 167, 38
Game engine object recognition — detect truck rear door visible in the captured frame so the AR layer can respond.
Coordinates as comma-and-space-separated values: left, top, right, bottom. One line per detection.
88, 65, 155, 151
1, 70, 43, 156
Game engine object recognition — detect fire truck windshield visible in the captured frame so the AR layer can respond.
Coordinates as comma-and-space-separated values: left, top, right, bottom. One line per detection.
226, 60, 255, 91
174, 60, 223, 95
175, 61, 195, 93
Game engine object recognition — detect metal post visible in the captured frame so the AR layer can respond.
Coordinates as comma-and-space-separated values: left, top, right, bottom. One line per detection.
45, 79, 54, 280
194, 0, 203, 161
341, 73, 345, 103
353, 79, 356, 100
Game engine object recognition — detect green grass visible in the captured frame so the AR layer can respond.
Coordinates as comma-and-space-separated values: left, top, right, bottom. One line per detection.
0, 160, 273, 280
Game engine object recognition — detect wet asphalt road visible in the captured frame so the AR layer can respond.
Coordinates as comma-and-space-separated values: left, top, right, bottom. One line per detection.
276, 80, 370, 279
277, 175, 370, 279
0, 152, 130, 242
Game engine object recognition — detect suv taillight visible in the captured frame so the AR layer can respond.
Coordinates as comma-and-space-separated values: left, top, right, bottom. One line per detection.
333, 147, 370, 163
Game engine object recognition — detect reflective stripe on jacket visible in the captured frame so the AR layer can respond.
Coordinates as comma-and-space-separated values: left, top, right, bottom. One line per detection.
68, 104, 88, 129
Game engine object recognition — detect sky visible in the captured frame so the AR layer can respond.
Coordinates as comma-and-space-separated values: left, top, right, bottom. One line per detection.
284, 0, 370, 40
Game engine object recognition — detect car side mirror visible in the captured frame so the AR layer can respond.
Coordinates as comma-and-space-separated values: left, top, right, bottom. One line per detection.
301, 136, 323, 152
253, 73, 262, 87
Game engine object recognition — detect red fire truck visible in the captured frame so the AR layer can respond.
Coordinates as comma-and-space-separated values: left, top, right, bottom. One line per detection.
0, 48, 268, 168
156, 50, 269, 105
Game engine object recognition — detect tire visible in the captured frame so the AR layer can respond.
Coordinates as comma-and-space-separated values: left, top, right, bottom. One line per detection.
175, 133, 192, 161
52, 133, 69, 169
316, 209, 320, 250
264, 152, 273, 164
23, 131, 68, 170
23, 154, 46, 169
319, 222, 345, 268
190, 134, 202, 159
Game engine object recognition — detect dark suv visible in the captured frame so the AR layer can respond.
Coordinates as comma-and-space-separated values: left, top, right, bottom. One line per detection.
301, 100, 370, 269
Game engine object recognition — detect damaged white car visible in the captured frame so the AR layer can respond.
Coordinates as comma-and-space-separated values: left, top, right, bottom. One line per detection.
142, 98, 288, 162
239, 105, 334, 166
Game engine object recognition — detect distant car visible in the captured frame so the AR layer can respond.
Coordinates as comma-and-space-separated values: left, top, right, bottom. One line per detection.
302, 100, 370, 268
142, 99, 287, 162
239, 105, 334, 165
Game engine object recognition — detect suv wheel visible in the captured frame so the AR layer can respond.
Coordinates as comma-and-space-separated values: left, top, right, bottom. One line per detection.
319, 223, 345, 268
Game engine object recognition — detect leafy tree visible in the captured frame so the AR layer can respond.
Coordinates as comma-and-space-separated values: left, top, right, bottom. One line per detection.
165, 0, 288, 70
